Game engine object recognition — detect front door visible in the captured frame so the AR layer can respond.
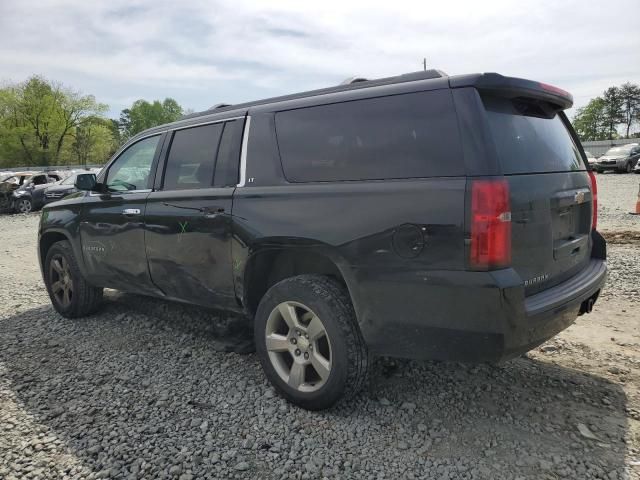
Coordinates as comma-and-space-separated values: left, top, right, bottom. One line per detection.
144, 118, 245, 310
79, 134, 164, 294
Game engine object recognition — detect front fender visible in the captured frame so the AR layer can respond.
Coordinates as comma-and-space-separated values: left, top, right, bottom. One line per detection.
39, 201, 88, 280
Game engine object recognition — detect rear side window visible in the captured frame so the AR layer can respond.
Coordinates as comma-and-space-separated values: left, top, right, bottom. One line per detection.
163, 123, 223, 190
213, 120, 243, 187
275, 90, 463, 182
483, 96, 585, 174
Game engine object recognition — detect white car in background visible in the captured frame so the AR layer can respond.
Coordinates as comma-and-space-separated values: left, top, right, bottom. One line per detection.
584, 150, 597, 169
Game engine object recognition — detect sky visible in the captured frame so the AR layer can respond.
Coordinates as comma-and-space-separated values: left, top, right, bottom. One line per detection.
1, 0, 639, 119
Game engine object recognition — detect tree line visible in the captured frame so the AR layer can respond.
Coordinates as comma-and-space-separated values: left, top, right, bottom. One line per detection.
573, 83, 640, 141
0, 76, 185, 168
2, 74, 638, 168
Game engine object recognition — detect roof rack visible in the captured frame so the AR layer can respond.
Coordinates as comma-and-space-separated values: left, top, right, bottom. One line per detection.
340, 76, 369, 85
179, 69, 449, 121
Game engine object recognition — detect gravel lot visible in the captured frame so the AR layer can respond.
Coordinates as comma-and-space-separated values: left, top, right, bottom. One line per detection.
1, 174, 639, 480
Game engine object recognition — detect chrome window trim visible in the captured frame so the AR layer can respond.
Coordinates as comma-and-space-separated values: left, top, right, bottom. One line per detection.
237, 116, 251, 187
169, 116, 244, 132
89, 188, 152, 197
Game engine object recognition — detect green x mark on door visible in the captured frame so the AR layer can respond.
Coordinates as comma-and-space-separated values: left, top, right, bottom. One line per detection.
178, 221, 188, 242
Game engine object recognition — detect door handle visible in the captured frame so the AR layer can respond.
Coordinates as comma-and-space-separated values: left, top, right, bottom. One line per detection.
203, 207, 225, 218
122, 208, 141, 216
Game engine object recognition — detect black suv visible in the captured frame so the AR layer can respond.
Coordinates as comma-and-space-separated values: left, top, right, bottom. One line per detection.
39, 71, 607, 409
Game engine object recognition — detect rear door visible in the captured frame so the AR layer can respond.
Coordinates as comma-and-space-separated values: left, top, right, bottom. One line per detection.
481, 95, 592, 295
144, 118, 245, 309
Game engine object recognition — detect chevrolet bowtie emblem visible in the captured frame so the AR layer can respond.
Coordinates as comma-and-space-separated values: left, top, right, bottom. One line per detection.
574, 191, 585, 204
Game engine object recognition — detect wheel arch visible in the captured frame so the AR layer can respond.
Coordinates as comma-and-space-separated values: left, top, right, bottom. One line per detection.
38, 229, 88, 280
241, 247, 361, 322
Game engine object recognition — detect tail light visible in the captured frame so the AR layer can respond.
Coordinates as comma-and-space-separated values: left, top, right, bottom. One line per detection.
588, 170, 597, 230
470, 179, 511, 269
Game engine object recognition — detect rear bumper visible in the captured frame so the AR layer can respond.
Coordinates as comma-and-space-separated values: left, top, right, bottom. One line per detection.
356, 257, 607, 363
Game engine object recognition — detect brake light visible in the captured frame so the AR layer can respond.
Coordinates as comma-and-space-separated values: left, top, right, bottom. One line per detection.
588, 170, 597, 230
538, 82, 570, 99
470, 179, 512, 269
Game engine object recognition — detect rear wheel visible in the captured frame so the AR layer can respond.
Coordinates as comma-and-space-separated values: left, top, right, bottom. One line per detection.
44, 240, 103, 318
254, 275, 369, 410
15, 198, 32, 214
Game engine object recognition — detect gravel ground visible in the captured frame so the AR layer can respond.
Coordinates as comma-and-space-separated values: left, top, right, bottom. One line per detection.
1, 173, 639, 480
596, 173, 640, 233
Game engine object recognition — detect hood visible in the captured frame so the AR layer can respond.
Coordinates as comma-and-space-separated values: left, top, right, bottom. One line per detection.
46, 184, 75, 193
599, 155, 626, 161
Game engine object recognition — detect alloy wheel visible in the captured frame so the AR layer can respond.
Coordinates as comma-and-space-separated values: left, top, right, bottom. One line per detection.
265, 301, 332, 392
17, 199, 32, 213
49, 254, 73, 308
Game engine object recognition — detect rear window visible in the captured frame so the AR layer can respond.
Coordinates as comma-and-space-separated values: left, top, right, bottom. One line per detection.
275, 90, 463, 182
483, 96, 585, 174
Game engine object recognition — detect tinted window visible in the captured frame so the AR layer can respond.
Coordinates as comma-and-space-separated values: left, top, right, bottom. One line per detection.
214, 120, 244, 187
483, 96, 585, 174
163, 123, 223, 190
275, 90, 463, 182
107, 135, 160, 191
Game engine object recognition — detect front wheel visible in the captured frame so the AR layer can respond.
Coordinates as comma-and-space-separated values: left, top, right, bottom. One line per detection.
254, 275, 369, 410
14, 198, 32, 214
44, 240, 103, 318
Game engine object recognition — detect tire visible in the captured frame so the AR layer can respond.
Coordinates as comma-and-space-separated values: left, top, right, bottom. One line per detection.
254, 274, 369, 410
44, 240, 103, 318
15, 198, 32, 214
595, 169, 603, 174
626, 162, 633, 173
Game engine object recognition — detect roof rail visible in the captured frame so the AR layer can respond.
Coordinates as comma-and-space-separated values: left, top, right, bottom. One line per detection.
209, 103, 232, 110
340, 76, 369, 85
338, 69, 446, 87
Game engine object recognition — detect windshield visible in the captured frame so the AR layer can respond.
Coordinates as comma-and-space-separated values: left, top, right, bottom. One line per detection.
605, 145, 633, 155
61, 174, 77, 185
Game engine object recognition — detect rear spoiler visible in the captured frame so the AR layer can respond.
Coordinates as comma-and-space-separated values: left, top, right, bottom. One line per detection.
449, 73, 573, 110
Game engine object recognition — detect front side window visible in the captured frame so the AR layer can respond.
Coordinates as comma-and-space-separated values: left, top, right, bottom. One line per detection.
106, 135, 160, 192
163, 123, 224, 190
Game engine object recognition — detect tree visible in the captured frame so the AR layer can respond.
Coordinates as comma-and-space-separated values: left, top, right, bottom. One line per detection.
573, 97, 608, 141
619, 82, 640, 138
117, 98, 183, 140
71, 116, 116, 166
601, 87, 625, 140
0, 76, 107, 166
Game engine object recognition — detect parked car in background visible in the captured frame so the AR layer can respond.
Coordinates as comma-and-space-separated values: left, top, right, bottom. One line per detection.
1, 172, 34, 212
43, 171, 91, 204
584, 150, 597, 169
594, 143, 640, 173
11, 172, 64, 213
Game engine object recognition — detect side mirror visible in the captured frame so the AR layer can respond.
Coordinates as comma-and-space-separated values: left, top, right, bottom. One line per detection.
75, 173, 99, 191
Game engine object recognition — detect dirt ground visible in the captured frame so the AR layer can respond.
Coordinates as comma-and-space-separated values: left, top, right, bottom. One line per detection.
0, 173, 639, 479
